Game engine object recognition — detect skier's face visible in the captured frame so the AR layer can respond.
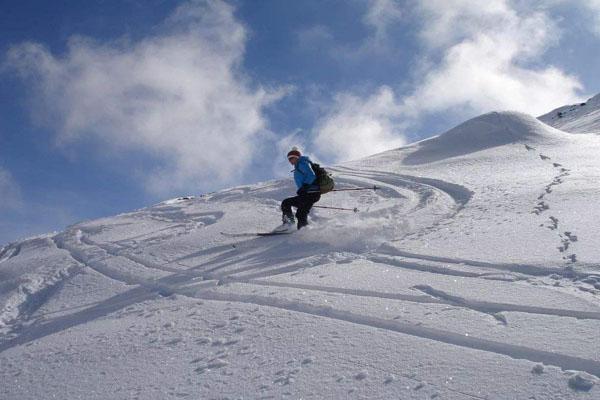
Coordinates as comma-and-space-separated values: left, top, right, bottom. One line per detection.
288, 157, 298, 166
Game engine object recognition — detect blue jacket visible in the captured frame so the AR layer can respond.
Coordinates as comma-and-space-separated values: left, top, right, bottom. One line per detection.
293, 156, 320, 194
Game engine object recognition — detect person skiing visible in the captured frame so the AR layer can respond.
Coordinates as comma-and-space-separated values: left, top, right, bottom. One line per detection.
276, 147, 321, 231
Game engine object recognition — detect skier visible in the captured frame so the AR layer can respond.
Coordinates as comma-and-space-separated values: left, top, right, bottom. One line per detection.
276, 147, 321, 232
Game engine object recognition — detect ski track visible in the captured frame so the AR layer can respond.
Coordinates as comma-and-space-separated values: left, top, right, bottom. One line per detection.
332, 166, 474, 212
0, 243, 22, 264
111, 223, 188, 247
194, 290, 600, 379
5, 221, 595, 381
0, 238, 83, 338
222, 278, 600, 320
372, 246, 596, 281
78, 233, 182, 274
233, 278, 446, 304
368, 254, 507, 279
328, 169, 443, 218
5, 246, 600, 380
412, 284, 600, 321
0, 286, 157, 354
52, 232, 146, 286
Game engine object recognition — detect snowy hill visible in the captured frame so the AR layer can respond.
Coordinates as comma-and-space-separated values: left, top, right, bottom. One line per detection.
539, 93, 600, 134
2, 106, 600, 399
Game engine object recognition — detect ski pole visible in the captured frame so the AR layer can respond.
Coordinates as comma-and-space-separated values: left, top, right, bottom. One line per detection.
314, 205, 359, 212
330, 185, 378, 192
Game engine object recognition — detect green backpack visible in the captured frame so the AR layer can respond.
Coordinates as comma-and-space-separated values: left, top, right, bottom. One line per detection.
310, 162, 335, 194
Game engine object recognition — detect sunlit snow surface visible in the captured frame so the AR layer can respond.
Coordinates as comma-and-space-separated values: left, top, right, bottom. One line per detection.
1, 111, 600, 399
539, 93, 600, 134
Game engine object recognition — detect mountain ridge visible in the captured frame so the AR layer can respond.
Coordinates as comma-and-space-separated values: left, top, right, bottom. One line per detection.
539, 93, 600, 134
400, 111, 569, 165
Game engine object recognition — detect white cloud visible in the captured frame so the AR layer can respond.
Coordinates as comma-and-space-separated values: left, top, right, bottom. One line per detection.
5, 0, 286, 195
416, 0, 515, 49
518, 0, 600, 37
582, 0, 600, 35
0, 168, 22, 210
402, 0, 583, 118
364, 0, 403, 44
312, 86, 407, 163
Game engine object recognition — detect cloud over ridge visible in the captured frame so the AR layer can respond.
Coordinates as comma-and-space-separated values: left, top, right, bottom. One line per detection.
6, 0, 285, 194
402, 0, 584, 117
312, 87, 406, 163
312, 0, 586, 163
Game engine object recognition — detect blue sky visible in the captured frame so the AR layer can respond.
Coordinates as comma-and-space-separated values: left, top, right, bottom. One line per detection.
1, 0, 600, 245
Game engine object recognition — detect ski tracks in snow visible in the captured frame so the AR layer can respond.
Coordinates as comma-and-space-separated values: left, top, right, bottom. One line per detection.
0, 243, 83, 343
195, 290, 600, 379
0, 243, 21, 264
34, 223, 600, 381
331, 165, 473, 215
3, 165, 600, 393
195, 250, 600, 380
10, 241, 600, 382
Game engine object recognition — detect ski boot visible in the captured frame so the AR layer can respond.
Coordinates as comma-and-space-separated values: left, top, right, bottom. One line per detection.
273, 214, 296, 233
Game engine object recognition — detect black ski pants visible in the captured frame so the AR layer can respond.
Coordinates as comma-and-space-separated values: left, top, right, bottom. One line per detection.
281, 192, 321, 229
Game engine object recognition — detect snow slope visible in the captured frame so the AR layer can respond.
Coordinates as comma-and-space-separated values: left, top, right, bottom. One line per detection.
539, 93, 600, 134
1, 107, 600, 399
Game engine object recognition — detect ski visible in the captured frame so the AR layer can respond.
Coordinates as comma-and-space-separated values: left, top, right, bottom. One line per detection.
330, 185, 378, 192
313, 205, 359, 212
220, 231, 295, 237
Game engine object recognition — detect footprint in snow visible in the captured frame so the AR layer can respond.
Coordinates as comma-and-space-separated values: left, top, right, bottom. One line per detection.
568, 372, 597, 391
564, 231, 578, 242
492, 312, 508, 325
533, 202, 550, 215
540, 154, 551, 161
558, 239, 570, 253
195, 359, 229, 374
354, 370, 368, 380
532, 364, 544, 374
302, 357, 314, 365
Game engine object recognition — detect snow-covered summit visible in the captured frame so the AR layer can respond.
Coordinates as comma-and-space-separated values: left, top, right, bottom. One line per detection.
401, 111, 568, 165
539, 93, 600, 134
